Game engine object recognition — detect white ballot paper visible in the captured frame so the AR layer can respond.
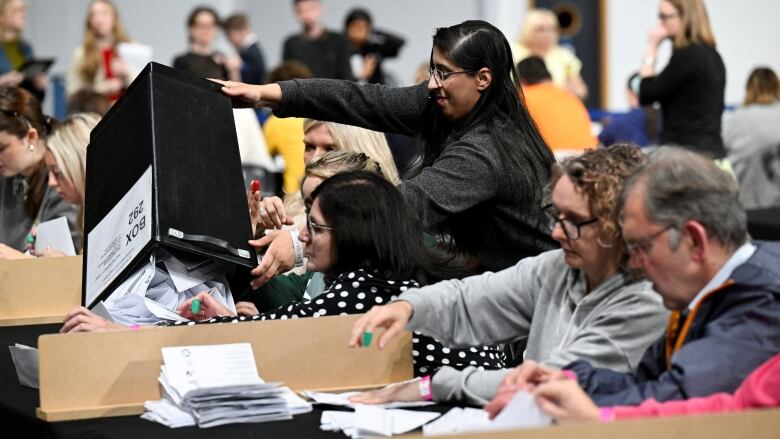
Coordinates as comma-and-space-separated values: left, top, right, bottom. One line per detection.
117, 42, 153, 77
34, 216, 76, 256
9, 344, 39, 389
320, 405, 441, 438
142, 343, 311, 428
422, 390, 551, 436
99, 251, 235, 326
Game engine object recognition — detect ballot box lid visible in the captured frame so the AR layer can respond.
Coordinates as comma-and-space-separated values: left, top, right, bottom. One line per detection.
82, 62, 256, 308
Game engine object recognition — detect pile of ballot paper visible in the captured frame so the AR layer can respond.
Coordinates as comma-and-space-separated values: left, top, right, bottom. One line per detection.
320, 405, 442, 438
142, 343, 311, 428
93, 249, 236, 326
313, 387, 552, 438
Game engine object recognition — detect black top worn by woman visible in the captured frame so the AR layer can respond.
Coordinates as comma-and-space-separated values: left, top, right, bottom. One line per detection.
173, 269, 506, 376
639, 43, 726, 158
274, 79, 557, 272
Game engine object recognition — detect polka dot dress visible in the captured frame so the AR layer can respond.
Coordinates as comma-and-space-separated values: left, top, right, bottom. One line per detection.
172, 269, 506, 376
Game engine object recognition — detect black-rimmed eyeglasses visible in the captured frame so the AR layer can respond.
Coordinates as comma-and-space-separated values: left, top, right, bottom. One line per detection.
543, 204, 599, 240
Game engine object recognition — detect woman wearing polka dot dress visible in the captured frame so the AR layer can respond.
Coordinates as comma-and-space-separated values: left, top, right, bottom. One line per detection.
348, 145, 669, 407
176, 171, 505, 376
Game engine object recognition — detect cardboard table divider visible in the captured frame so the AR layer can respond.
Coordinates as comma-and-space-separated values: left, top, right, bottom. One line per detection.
0, 256, 82, 327
405, 408, 780, 439
36, 314, 412, 422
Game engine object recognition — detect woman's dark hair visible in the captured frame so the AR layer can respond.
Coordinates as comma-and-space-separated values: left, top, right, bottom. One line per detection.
0, 86, 56, 218
187, 6, 220, 43
344, 8, 372, 28
311, 171, 473, 284
419, 20, 555, 224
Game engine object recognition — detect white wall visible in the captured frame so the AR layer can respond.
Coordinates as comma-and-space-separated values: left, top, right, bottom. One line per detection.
22, 0, 780, 111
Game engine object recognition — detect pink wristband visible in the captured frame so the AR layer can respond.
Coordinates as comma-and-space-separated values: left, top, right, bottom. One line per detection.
418, 375, 433, 401
599, 407, 615, 422
129, 324, 141, 330
563, 369, 576, 381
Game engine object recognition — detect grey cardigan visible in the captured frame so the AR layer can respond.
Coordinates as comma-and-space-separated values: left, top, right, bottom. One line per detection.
0, 175, 80, 251
399, 249, 669, 406
275, 79, 556, 272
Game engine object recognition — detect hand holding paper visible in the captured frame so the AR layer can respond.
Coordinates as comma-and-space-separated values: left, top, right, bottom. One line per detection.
35, 217, 76, 256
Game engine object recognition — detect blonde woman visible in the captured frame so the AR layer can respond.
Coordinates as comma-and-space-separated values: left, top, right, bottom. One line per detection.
67, 0, 133, 101
44, 113, 100, 216
247, 119, 399, 288
638, 0, 724, 158
0, 0, 45, 99
512, 8, 588, 100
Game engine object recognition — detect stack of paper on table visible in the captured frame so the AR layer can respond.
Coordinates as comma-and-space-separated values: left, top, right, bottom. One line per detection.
142, 343, 311, 428
422, 390, 551, 436
320, 405, 441, 438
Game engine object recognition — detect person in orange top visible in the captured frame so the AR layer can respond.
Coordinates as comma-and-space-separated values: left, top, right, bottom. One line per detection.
517, 56, 596, 154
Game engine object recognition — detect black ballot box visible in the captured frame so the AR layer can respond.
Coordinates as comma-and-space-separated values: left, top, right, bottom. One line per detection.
82, 62, 257, 308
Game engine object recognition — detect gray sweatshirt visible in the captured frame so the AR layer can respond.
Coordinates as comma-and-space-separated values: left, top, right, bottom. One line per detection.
400, 249, 668, 406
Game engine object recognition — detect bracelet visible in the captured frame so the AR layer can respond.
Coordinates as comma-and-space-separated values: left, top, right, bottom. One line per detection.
289, 228, 304, 267
563, 369, 577, 381
129, 324, 141, 330
418, 375, 433, 401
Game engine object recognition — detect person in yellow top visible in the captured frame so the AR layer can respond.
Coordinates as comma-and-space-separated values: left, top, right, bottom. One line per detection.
517, 56, 596, 155
512, 8, 588, 100
262, 62, 311, 194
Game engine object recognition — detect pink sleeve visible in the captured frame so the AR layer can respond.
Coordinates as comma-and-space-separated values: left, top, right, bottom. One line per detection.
612, 393, 739, 420
613, 354, 780, 420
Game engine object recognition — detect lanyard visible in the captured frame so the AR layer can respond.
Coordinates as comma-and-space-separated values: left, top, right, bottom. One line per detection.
664, 279, 734, 370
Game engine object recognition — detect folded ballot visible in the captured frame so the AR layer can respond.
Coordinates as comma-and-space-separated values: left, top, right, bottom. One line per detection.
320, 405, 441, 438
142, 343, 311, 428
422, 390, 551, 436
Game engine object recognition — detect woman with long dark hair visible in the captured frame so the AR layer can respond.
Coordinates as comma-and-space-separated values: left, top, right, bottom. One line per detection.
218, 20, 557, 273
0, 87, 79, 257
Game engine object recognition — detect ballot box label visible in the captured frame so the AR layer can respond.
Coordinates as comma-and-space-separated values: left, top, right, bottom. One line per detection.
86, 166, 153, 306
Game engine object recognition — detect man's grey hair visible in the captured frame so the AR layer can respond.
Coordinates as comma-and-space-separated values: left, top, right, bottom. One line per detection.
620, 147, 748, 250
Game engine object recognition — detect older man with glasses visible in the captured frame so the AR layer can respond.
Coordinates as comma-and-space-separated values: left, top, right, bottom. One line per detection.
486, 146, 780, 417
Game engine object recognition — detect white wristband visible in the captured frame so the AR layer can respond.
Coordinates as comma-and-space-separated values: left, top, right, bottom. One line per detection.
289, 228, 304, 267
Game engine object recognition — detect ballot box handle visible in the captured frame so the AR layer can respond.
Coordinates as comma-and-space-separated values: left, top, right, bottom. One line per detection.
167, 228, 251, 260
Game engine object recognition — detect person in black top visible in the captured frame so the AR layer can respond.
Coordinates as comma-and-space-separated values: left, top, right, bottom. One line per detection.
172, 6, 240, 81
224, 13, 267, 85
343, 8, 404, 85
638, 0, 725, 158
218, 20, 558, 273
282, 0, 353, 80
